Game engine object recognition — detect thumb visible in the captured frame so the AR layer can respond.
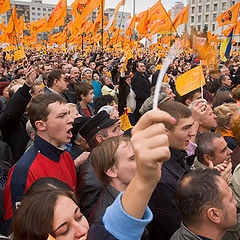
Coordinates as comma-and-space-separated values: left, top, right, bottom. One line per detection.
208, 160, 214, 169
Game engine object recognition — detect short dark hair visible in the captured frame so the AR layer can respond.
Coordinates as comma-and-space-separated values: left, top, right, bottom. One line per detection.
136, 61, 144, 69
196, 132, 222, 165
75, 82, 93, 101
47, 70, 65, 88
29, 93, 66, 131
176, 169, 221, 226
179, 88, 201, 105
218, 75, 227, 85
94, 95, 115, 114
158, 101, 191, 130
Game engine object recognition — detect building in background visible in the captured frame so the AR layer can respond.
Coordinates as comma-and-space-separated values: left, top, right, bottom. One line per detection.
0, 0, 130, 35
187, 0, 240, 34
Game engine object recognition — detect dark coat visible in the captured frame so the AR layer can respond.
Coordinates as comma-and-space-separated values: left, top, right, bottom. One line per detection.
89, 185, 119, 225
77, 156, 103, 219
118, 76, 130, 116
0, 84, 30, 163
131, 71, 151, 123
148, 148, 189, 240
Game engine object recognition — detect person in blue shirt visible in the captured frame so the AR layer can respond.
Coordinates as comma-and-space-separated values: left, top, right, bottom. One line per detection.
82, 68, 101, 107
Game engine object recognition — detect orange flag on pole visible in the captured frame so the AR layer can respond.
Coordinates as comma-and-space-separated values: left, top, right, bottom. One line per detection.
104, 0, 125, 31
46, 0, 67, 32
176, 65, 206, 96
216, 2, 240, 28
0, 0, 11, 15
222, 20, 240, 37
171, 5, 189, 29
71, 0, 101, 24
30, 17, 46, 34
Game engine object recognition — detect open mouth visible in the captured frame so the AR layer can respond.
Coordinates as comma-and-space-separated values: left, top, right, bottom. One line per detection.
67, 128, 73, 138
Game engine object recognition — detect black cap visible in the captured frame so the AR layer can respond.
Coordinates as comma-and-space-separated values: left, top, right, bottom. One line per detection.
79, 111, 119, 142
14, 66, 24, 75
71, 116, 91, 143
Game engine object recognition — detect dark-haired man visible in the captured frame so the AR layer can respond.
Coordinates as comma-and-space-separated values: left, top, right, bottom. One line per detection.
131, 62, 151, 123
46, 69, 68, 95
148, 101, 194, 240
171, 169, 237, 240
3, 94, 77, 234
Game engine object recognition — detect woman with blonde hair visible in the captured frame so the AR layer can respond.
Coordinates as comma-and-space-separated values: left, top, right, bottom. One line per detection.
214, 103, 239, 150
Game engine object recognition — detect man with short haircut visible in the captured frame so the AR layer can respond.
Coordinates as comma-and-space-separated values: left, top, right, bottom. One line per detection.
75, 82, 94, 117
77, 111, 123, 218
148, 101, 194, 240
179, 88, 201, 106
217, 75, 232, 93
70, 67, 81, 83
131, 61, 151, 123
89, 136, 135, 223
171, 169, 237, 240
195, 132, 232, 168
46, 70, 68, 95
3, 94, 77, 234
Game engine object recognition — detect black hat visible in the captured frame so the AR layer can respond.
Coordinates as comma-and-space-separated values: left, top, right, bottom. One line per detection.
71, 116, 91, 143
79, 110, 119, 142
14, 66, 24, 75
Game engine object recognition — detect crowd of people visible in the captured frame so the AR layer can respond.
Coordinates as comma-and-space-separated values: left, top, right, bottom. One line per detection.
0, 46, 240, 240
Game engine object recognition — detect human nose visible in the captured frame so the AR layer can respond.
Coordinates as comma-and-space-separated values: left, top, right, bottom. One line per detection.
228, 148, 233, 155
73, 221, 88, 239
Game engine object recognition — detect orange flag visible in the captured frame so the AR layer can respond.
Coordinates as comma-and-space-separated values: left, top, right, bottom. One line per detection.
149, 11, 172, 36
125, 14, 136, 37
222, 20, 240, 37
18, 15, 24, 34
46, 0, 67, 32
71, 0, 101, 24
171, 5, 189, 29
149, 1, 168, 22
31, 17, 46, 34
136, 9, 150, 36
216, 2, 240, 27
104, 0, 125, 31
2, 5, 18, 43
176, 65, 206, 96
23, 34, 37, 45
0, 0, 11, 15
0, 20, 6, 32
14, 47, 26, 61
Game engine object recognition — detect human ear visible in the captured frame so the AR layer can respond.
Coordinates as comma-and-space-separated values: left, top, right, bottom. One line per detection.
207, 208, 221, 224
34, 120, 47, 131
106, 167, 118, 178
95, 133, 104, 144
203, 154, 213, 166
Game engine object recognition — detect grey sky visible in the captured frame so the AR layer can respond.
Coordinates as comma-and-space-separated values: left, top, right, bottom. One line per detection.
40, 0, 187, 14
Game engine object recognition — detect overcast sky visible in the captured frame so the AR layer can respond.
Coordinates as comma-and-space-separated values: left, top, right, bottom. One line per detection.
40, 0, 187, 14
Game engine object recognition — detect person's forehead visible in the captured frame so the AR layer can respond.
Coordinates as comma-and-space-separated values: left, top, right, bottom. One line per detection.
213, 137, 227, 150
176, 117, 193, 127
47, 102, 68, 114
116, 141, 133, 159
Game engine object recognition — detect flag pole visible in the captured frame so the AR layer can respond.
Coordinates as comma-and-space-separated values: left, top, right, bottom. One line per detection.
65, 0, 68, 49
101, 0, 104, 59
115, 4, 125, 45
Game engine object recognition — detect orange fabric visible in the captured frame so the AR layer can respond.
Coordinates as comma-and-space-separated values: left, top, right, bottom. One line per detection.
0, 0, 11, 15
46, 0, 67, 32
216, 2, 240, 27
171, 5, 189, 29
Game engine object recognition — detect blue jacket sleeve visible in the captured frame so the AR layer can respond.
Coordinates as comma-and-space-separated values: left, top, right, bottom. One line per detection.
102, 192, 153, 240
